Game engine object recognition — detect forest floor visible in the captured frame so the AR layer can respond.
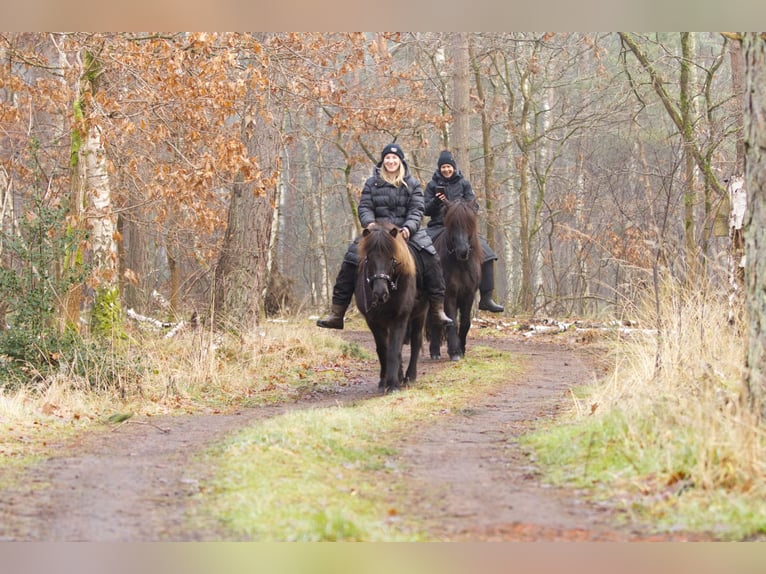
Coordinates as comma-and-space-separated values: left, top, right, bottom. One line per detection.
0, 318, 717, 541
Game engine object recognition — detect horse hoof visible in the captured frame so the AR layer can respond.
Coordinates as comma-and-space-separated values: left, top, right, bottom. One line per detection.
449, 355, 461, 362
430, 354, 441, 360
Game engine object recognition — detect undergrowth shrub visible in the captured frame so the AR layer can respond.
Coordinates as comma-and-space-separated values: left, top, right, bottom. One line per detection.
0, 190, 139, 393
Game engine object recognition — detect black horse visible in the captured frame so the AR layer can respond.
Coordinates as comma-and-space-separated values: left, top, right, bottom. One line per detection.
429, 200, 482, 361
355, 223, 428, 392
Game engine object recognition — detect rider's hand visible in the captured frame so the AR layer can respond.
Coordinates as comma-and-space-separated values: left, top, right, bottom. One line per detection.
400, 227, 410, 241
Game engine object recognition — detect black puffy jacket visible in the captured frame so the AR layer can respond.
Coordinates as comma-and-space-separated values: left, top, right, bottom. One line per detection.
343, 164, 435, 266
358, 165, 434, 254
423, 169, 479, 229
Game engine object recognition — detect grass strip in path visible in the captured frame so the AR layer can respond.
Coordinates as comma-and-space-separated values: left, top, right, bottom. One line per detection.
190, 346, 519, 541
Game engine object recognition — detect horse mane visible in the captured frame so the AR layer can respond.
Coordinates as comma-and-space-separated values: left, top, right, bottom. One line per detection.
359, 223, 416, 276
443, 200, 478, 235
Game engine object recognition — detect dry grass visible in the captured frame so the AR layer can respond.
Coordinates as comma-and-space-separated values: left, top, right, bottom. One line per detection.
585, 276, 762, 489
0, 319, 361, 466
531, 273, 766, 538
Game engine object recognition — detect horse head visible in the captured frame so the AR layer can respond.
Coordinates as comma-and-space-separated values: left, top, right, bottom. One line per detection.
443, 201, 478, 262
360, 224, 412, 309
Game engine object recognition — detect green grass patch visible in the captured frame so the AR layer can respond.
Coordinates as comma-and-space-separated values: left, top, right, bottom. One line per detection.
524, 403, 766, 540
190, 345, 520, 541
519, 277, 766, 541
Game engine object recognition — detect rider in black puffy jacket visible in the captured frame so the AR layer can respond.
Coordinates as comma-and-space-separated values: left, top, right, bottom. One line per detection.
424, 150, 504, 313
317, 143, 453, 330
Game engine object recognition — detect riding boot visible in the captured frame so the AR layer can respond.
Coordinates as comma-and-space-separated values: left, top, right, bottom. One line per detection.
421, 250, 453, 327
478, 260, 504, 313
429, 298, 454, 327
317, 260, 356, 329
317, 303, 349, 330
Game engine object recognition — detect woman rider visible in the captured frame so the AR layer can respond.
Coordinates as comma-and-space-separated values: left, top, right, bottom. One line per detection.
423, 150, 504, 313
317, 143, 453, 330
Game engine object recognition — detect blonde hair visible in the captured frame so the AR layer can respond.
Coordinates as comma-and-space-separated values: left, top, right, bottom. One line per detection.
381, 162, 406, 189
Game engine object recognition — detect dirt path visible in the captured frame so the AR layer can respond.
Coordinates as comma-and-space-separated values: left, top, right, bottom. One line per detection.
0, 328, 702, 541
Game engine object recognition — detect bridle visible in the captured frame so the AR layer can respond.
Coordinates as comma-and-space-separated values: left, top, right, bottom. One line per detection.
360, 255, 402, 314
363, 256, 400, 291
446, 233, 472, 260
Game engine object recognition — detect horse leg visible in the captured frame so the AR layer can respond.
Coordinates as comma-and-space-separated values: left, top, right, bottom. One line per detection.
445, 296, 462, 361
457, 297, 473, 357
428, 318, 442, 360
383, 321, 407, 392
405, 311, 425, 383
371, 326, 389, 389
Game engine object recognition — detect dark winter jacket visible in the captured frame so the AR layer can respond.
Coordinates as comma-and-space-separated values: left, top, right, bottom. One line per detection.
423, 169, 497, 263
344, 163, 436, 266
423, 169, 479, 229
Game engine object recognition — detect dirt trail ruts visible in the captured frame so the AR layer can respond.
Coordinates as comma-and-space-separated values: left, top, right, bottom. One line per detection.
0, 328, 706, 541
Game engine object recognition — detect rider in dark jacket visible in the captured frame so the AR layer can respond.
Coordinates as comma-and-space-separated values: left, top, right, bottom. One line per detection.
424, 150, 504, 313
317, 143, 453, 330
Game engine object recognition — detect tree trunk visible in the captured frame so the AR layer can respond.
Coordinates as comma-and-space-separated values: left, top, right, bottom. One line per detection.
731, 39, 746, 169
744, 32, 766, 419
70, 48, 120, 336
58, 40, 86, 334
680, 32, 700, 281
518, 73, 534, 314
83, 121, 121, 335
451, 32, 471, 178
728, 39, 747, 301
214, 179, 270, 331
84, 124, 118, 284
213, 104, 277, 331
0, 166, 13, 330
118, 201, 151, 315
470, 41, 500, 301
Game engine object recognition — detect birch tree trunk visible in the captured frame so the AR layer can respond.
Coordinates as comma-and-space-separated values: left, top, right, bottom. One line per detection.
84, 124, 118, 283
728, 38, 747, 310
680, 32, 700, 280
83, 122, 121, 335
70, 47, 120, 335
731, 39, 746, 169
0, 166, 13, 330
744, 32, 766, 419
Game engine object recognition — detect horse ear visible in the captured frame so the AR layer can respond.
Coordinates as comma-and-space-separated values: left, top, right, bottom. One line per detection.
389, 227, 399, 238
363, 228, 372, 237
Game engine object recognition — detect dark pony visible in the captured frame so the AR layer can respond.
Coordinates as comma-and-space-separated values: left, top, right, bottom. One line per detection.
429, 200, 482, 361
355, 223, 428, 392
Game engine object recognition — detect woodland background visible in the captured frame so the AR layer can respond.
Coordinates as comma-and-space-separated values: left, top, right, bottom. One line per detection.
0, 33, 748, 349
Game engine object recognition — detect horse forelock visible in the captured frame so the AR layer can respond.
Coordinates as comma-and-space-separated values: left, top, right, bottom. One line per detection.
359, 225, 416, 276
442, 201, 481, 256
444, 201, 478, 234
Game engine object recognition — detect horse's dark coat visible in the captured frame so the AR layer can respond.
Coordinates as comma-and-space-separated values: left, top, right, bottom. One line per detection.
429, 200, 482, 361
355, 224, 428, 392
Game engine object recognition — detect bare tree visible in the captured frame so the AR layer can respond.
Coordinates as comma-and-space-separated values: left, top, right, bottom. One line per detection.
451, 32, 471, 176
744, 32, 766, 418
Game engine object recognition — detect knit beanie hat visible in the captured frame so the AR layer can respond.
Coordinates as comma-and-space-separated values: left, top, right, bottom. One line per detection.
437, 150, 457, 169
381, 143, 405, 162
